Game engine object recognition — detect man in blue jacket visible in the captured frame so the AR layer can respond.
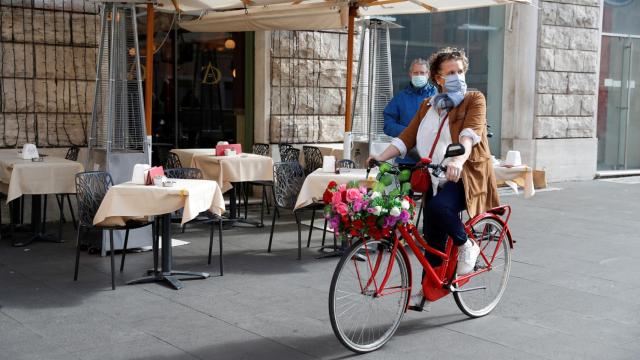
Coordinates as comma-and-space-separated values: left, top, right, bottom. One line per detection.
383, 58, 437, 164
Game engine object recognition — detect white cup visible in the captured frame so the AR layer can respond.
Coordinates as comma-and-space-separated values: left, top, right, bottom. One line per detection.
217, 141, 229, 146
322, 156, 336, 173
504, 150, 522, 167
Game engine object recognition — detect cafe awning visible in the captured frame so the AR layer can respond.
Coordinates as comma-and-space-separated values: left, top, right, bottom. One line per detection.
169, 0, 530, 32
149, 0, 531, 133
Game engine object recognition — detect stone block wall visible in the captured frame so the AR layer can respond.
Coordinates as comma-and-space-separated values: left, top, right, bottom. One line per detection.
534, 0, 600, 139
0, 0, 99, 147
269, 30, 356, 143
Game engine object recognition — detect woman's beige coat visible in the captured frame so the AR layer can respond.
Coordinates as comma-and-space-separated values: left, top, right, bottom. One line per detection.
397, 91, 500, 217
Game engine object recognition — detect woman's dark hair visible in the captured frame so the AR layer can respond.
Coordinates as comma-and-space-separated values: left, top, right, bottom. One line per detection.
427, 47, 469, 92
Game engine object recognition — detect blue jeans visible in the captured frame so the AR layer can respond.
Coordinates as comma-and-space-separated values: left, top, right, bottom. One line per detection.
422, 180, 467, 267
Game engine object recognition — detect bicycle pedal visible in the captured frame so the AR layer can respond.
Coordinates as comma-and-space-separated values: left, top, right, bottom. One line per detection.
407, 298, 431, 312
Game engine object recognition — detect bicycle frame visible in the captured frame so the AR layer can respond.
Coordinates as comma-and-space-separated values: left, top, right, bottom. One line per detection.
356, 205, 513, 310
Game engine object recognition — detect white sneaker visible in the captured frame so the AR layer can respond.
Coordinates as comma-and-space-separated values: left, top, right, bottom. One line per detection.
457, 239, 480, 275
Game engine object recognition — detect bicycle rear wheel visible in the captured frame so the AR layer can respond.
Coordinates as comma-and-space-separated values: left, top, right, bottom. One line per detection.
329, 238, 409, 353
454, 217, 511, 317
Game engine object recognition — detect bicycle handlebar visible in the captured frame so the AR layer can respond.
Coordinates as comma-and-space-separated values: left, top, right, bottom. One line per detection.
366, 159, 447, 175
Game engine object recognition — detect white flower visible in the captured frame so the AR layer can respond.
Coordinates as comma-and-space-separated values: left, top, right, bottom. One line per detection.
390, 207, 401, 216
373, 206, 382, 216
401, 200, 410, 210
370, 191, 381, 199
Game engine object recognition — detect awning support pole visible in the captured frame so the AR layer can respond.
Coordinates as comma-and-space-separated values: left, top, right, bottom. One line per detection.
145, 3, 154, 138
344, 6, 356, 133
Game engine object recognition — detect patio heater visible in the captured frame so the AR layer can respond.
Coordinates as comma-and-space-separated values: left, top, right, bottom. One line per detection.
88, 1, 151, 254
350, 18, 401, 167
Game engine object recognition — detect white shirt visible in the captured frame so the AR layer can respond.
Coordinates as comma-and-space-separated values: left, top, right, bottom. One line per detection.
390, 106, 480, 195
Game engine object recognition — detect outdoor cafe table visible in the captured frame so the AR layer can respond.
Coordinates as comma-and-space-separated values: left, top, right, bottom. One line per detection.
294, 168, 376, 211
493, 164, 535, 198
173, 149, 274, 223
93, 179, 225, 290
0, 152, 84, 246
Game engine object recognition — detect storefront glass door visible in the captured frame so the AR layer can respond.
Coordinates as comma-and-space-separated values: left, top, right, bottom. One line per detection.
597, 35, 640, 170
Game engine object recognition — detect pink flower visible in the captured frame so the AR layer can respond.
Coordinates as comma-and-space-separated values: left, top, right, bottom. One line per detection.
338, 184, 347, 192
359, 186, 367, 194
335, 202, 348, 216
331, 192, 343, 207
353, 199, 364, 212
346, 188, 361, 202
399, 210, 410, 223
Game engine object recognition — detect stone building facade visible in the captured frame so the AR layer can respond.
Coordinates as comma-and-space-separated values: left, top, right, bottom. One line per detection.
268, 30, 355, 144
0, 0, 99, 148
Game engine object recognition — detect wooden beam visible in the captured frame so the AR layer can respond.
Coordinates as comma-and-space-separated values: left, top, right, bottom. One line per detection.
144, 3, 154, 137
364, 0, 405, 7
408, 0, 436, 12
170, 0, 180, 12
344, 6, 356, 133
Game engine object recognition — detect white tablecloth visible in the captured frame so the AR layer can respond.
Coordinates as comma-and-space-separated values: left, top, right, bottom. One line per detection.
93, 179, 225, 226
190, 153, 274, 192
0, 153, 84, 202
294, 168, 378, 210
494, 165, 535, 198
170, 149, 213, 170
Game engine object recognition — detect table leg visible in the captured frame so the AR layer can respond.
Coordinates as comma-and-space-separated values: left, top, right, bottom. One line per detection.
127, 213, 209, 290
316, 233, 349, 259
228, 182, 264, 228
12, 195, 64, 247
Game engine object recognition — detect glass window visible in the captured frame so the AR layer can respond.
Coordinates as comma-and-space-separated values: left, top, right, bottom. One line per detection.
603, 0, 640, 36
388, 6, 506, 154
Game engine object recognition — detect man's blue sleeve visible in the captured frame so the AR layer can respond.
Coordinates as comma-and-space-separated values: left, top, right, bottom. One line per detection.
383, 96, 406, 137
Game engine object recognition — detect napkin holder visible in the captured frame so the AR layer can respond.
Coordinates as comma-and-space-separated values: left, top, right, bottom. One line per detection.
145, 166, 165, 185
322, 156, 336, 173
504, 150, 522, 167
215, 143, 242, 156
131, 164, 151, 184
22, 143, 39, 160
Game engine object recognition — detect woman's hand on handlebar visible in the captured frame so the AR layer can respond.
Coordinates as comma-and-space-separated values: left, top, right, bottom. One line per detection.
446, 159, 464, 182
366, 155, 383, 169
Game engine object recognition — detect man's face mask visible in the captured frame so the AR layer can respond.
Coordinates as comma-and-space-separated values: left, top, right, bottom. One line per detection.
443, 73, 467, 94
411, 75, 428, 88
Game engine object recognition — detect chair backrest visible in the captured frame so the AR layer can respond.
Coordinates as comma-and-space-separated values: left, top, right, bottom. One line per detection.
65, 146, 80, 161
336, 159, 356, 169
278, 143, 293, 160
164, 167, 203, 180
281, 147, 300, 163
165, 152, 182, 169
252, 143, 270, 156
272, 162, 305, 209
302, 146, 323, 175
75, 171, 113, 227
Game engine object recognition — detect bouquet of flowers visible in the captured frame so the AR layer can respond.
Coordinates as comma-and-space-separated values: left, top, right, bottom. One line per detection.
323, 165, 417, 240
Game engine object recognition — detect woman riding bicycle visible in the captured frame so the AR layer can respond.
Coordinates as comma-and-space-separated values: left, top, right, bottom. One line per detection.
369, 47, 500, 276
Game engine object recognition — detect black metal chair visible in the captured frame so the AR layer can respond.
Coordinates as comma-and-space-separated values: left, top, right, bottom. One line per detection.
302, 146, 323, 175
281, 147, 300, 163
336, 159, 356, 169
269, 162, 304, 259
278, 143, 293, 161
74, 171, 156, 290
165, 152, 182, 169
164, 168, 225, 275
243, 143, 274, 226
268, 162, 324, 259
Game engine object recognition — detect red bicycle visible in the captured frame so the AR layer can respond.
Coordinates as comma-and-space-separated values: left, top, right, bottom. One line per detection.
328, 156, 514, 353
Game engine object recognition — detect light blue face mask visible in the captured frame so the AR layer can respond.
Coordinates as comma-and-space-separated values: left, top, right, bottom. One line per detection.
443, 73, 467, 94
411, 75, 428, 88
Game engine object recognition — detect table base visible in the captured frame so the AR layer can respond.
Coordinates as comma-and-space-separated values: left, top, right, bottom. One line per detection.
12, 233, 63, 247
127, 270, 210, 290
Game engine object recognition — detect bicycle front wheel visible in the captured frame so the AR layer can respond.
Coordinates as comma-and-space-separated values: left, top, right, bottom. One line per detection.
454, 217, 511, 317
329, 238, 409, 353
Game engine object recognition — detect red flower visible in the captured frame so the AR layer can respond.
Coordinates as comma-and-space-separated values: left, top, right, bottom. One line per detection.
365, 216, 377, 226
323, 190, 333, 204
328, 181, 338, 189
352, 219, 364, 230
341, 191, 347, 202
